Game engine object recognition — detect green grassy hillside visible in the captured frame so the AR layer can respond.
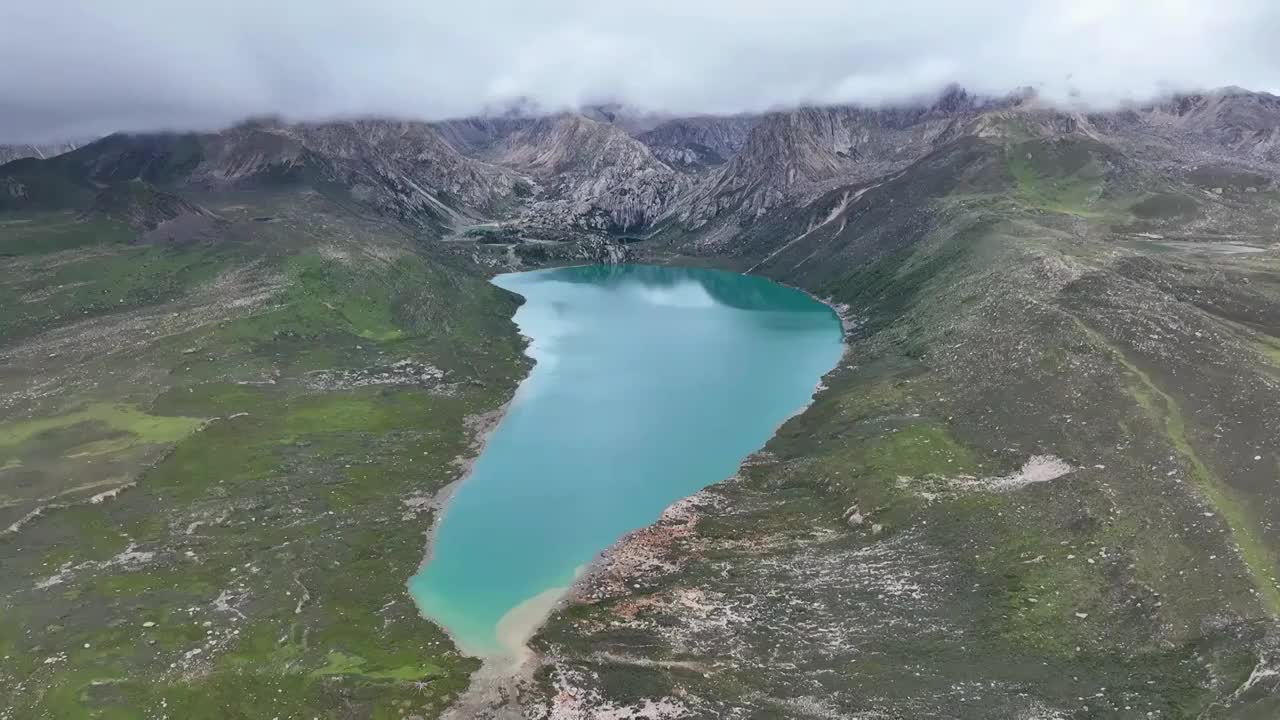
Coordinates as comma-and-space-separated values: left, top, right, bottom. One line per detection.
0, 189, 527, 717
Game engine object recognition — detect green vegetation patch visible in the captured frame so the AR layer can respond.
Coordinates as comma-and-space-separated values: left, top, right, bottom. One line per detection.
312, 651, 444, 682
862, 423, 978, 479
0, 403, 202, 457
1255, 333, 1280, 367
1073, 317, 1280, 617
1006, 140, 1111, 216
823, 223, 981, 328
0, 213, 136, 255
282, 252, 406, 341
0, 243, 232, 343
1129, 192, 1200, 220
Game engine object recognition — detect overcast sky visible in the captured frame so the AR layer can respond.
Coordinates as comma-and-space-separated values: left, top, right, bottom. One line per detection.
1, 0, 1278, 143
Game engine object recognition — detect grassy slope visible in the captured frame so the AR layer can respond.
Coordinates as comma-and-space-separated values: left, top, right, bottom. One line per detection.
528, 133, 1280, 717
0, 191, 526, 718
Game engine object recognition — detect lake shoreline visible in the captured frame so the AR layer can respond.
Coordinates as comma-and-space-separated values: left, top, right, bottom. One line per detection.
404, 318, 534, 659
429, 264, 851, 716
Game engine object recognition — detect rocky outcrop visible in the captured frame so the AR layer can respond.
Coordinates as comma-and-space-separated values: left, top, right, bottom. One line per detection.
430, 116, 531, 158
1139, 88, 1280, 157
486, 114, 690, 232
565, 237, 631, 264
673, 89, 991, 229
1089, 88, 1280, 171
283, 120, 520, 222
636, 115, 757, 170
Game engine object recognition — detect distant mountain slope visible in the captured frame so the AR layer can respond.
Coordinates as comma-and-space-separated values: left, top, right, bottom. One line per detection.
636, 115, 757, 170
81, 180, 226, 246
0, 141, 83, 165
429, 116, 530, 158
1090, 87, 1280, 171
671, 88, 991, 230
434, 113, 690, 232
491, 114, 689, 232
283, 120, 520, 222
652, 88, 1280, 249
5, 86, 1278, 245
0, 121, 520, 232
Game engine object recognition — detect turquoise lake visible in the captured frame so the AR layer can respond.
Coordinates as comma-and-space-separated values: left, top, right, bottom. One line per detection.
408, 264, 844, 656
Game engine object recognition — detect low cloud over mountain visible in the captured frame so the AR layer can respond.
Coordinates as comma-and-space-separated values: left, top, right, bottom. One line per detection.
2, 0, 1278, 142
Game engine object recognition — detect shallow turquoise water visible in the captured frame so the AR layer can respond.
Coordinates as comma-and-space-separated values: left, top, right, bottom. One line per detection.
408, 264, 843, 655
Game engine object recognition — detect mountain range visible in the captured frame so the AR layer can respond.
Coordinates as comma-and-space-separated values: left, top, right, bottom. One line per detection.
5, 86, 1277, 247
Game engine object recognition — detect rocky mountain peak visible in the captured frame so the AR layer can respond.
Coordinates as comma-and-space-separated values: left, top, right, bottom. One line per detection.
673, 94, 981, 229
929, 84, 977, 114
5, 85, 1278, 242
471, 113, 690, 233
635, 115, 757, 171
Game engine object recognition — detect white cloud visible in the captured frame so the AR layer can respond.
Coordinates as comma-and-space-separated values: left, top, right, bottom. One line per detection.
0, 0, 1277, 142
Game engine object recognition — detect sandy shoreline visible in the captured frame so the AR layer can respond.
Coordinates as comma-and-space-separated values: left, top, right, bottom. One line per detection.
495, 584, 570, 661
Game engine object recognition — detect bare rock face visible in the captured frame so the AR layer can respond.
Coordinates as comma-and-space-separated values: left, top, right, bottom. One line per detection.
429, 116, 530, 158
674, 91, 989, 229
1141, 88, 1280, 159
170, 120, 520, 226
636, 115, 757, 170
283, 120, 518, 218
481, 114, 690, 233
565, 237, 632, 264
1088, 88, 1280, 172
